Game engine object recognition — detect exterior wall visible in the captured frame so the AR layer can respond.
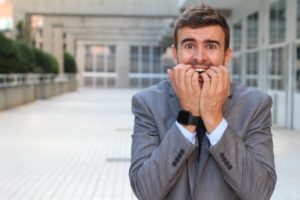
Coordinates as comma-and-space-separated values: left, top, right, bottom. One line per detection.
0, 79, 78, 110
228, 0, 300, 130
8, 0, 178, 88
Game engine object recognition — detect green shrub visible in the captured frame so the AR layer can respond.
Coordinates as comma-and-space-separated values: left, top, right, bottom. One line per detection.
64, 52, 77, 73
0, 33, 60, 74
0, 33, 19, 73
33, 48, 59, 74
15, 42, 36, 73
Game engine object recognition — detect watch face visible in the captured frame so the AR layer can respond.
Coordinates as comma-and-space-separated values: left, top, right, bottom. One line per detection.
177, 110, 191, 125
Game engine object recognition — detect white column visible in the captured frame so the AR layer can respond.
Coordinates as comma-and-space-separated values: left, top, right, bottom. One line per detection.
241, 17, 247, 86
286, 0, 297, 129
258, 0, 269, 91
42, 17, 53, 54
53, 27, 64, 75
66, 33, 75, 57
76, 42, 86, 88
116, 42, 130, 87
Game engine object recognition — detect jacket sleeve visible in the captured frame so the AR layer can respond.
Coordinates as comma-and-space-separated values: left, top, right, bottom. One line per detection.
129, 94, 197, 200
210, 95, 277, 200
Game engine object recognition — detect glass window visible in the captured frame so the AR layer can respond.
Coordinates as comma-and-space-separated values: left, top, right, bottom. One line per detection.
152, 78, 161, 85
85, 46, 93, 72
142, 78, 150, 87
142, 46, 150, 73
107, 46, 116, 73
153, 47, 161, 73
233, 22, 242, 52
96, 48, 104, 72
297, 0, 300, 38
96, 77, 104, 87
130, 78, 139, 88
130, 46, 139, 73
268, 48, 286, 90
296, 47, 300, 92
84, 77, 94, 87
245, 52, 259, 87
129, 45, 167, 88
232, 56, 242, 83
247, 12, 259, 49
269, 0, 286, 44
107, 78, 115, 87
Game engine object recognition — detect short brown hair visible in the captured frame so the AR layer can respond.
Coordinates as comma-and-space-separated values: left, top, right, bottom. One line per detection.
173, 4, 230, 51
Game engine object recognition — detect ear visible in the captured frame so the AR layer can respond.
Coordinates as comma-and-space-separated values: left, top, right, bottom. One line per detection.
171, 44, 178, 65
224, 48, 232, 66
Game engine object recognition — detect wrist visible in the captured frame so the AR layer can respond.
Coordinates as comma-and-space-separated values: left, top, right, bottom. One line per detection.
177, 110, 201, 126
204, 115, 223, 134
182, 125, 197, 133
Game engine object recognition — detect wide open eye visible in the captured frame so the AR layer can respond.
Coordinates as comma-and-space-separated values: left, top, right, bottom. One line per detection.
207, 43, 217, 50
184, 43, 195, 49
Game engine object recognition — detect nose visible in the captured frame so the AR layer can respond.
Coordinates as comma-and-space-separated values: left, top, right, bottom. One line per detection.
192, 47, 208, 64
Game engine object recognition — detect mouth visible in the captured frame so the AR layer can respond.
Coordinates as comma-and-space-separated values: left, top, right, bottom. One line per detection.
194, 68, 206, 74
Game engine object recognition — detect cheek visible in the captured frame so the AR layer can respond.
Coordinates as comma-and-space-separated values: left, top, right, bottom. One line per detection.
178, 51, 193, 63
210, 52, 225, 65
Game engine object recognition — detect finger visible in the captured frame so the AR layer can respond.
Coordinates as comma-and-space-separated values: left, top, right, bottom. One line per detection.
211, 66, 224, 93
173, 65, 179, 89
178, 64, 190, 92
191, 70, 200, 93
205, 68, 218, 93
224, 66, 231, 96
219, 65, 230, 97
200, 72, 210, 95
185, 67, 195, 94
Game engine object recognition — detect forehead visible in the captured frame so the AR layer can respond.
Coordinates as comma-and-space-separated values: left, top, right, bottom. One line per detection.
177, 25, 225, 44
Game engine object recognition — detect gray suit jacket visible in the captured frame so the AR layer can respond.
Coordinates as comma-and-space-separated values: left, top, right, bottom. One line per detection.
129, 80, 276, 200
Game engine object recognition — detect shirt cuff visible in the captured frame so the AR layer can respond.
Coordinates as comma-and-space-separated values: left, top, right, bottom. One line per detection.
206, 118, 228, 146
175, 121, 196, 144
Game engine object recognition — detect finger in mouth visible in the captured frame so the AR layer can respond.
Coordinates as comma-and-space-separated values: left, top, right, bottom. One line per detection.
195, 68, 206, 74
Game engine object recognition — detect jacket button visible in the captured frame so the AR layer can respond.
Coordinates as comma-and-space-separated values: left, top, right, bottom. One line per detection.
221, 156, 227, 162
172, 161, 177, 167
177, 153, 182, 159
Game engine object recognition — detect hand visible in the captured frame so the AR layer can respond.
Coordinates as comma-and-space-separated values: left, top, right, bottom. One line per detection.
199, 65, 230, 133
168, 64, 201, 133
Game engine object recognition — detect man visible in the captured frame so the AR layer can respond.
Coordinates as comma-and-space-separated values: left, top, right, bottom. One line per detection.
129, 4, 276, 200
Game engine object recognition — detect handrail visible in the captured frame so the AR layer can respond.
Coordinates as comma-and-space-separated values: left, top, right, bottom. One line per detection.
0, 73, 76, 88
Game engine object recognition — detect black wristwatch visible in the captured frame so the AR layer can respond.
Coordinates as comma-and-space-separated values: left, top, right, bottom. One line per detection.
177, 110, 200, 126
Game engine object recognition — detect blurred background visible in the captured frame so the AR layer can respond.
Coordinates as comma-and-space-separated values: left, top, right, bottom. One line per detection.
0, 0, 300, 199
1, 0, 300, 130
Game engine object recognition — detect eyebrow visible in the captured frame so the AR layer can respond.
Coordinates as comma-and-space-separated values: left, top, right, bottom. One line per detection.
180, 38, 196, 45
180, 38, 221, 47
205, 40, 221, 46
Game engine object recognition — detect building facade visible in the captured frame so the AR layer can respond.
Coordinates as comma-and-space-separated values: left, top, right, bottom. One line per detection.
3, 0, 300, 131
4, 0, 179, 88
184, 0, 300, 130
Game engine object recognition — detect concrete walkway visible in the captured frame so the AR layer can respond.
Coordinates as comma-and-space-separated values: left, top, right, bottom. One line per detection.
0, 89, 298, 200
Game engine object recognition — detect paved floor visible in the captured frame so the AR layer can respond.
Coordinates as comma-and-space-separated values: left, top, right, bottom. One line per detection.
0, 89, 299, 200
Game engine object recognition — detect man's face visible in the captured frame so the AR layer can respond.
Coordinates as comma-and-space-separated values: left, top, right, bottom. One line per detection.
172, 25, 232, 70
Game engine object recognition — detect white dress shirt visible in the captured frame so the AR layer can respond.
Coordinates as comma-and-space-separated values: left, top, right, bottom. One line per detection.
175, 118, 228, 146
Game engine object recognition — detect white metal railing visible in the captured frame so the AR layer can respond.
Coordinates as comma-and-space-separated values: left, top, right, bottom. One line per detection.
0, 74, 76, 88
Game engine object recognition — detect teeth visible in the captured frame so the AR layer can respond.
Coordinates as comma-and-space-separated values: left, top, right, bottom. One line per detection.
195, 69, 206, 73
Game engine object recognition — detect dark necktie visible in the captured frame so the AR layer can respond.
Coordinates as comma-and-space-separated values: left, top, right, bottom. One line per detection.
196, 118, 206, 158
